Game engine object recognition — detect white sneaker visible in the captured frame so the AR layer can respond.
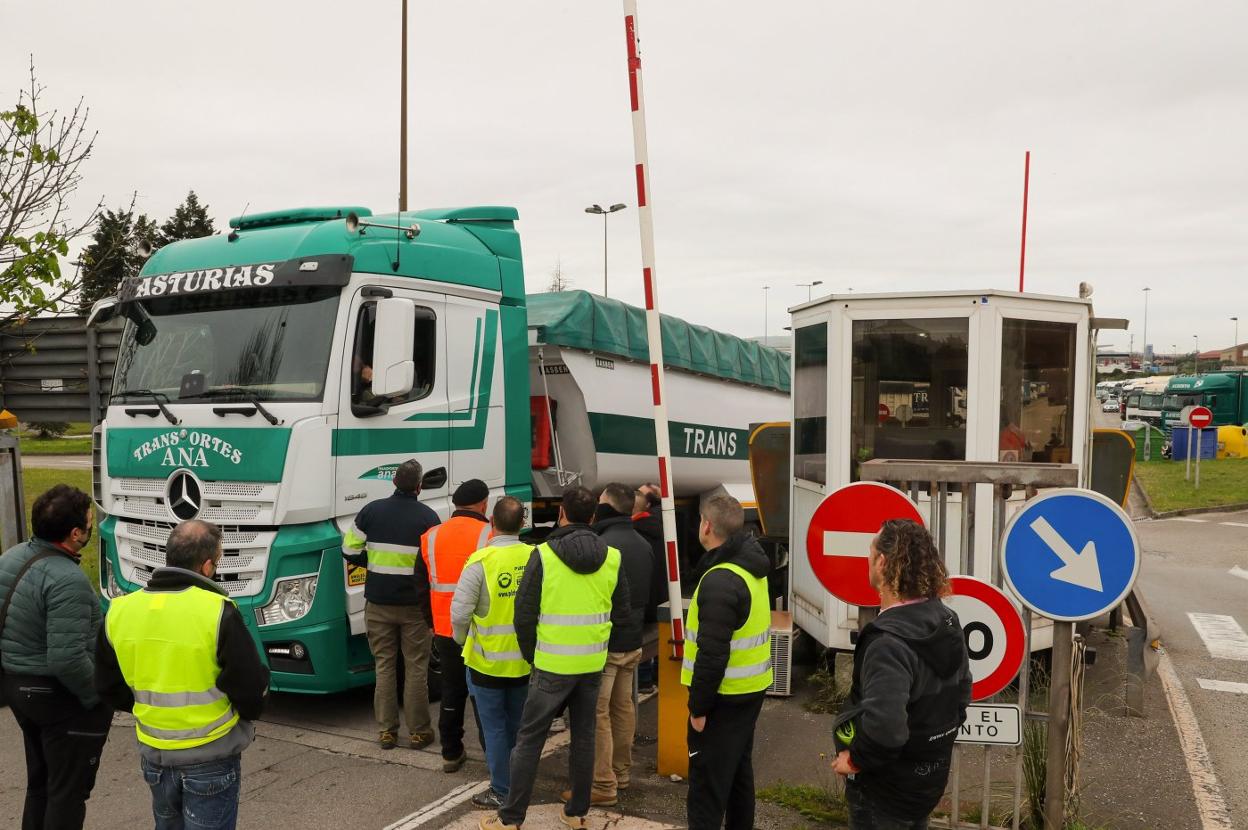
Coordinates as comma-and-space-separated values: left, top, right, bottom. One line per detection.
549, 715, 567, 734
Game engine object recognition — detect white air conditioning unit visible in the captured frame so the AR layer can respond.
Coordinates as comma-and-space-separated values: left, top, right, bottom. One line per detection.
767, 610, 795, 697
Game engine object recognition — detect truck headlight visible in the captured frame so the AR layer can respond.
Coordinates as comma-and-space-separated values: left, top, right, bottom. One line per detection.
257, 575, 318, 626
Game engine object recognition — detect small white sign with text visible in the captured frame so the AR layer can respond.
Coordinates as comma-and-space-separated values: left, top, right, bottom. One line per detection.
957, 704, 1021, 746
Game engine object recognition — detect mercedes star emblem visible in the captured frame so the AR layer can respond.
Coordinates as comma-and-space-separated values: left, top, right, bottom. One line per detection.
167, 471, 202, 521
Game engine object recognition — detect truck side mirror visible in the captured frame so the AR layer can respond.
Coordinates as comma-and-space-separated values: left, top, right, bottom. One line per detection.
86, 296, 119, 327
371, 298, 416, 397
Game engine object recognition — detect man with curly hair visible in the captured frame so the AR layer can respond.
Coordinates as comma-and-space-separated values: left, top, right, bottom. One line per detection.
832, 518, 972, 830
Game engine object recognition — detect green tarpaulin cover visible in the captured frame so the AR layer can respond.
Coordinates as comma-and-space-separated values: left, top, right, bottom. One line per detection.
526, 290, 790, 394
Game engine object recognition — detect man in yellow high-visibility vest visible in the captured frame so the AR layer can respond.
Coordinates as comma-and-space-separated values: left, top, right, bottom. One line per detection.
97, 520, 270, 830
479, 487, 631, 830
451, 496, 532, 810
681, 495, 773, 830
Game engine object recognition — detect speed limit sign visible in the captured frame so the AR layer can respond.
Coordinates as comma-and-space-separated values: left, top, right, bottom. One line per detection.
944, 576, 1026, 701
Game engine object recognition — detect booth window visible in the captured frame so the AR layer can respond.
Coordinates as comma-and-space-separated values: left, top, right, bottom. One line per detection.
793, 322, 828, 484
351, 302, 437, 416
850, 317, 969, 479
999, 319, 1076, 463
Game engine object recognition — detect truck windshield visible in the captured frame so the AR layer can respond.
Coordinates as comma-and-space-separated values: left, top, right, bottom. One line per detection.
1162, 394, 1200, 411
112, 285, 341, 402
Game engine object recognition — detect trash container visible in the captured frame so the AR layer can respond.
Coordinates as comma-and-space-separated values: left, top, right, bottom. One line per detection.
1171, 426, 1217, 461
1215, 425, 1248, 459
1122, 421, 1166, 462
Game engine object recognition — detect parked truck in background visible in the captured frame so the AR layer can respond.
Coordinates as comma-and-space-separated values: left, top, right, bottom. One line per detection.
1124, 375, 1172, 426
1160, 372, 1248, 432
87, 205, 788, 694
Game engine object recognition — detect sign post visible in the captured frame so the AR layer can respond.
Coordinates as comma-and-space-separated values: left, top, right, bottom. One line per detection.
1186, 406, 1213, 489
1000, 488, 1141, 830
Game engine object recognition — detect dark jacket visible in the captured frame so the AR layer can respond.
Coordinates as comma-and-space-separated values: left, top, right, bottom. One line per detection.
342, 489, 440, 614
96, 567, 272, 767
0, 537, 101, 708
595, 513, 653, 653
513, 524, 631, 671
837, 599, 972, 821
686, 532, 771, 718
631, 511, 668, 622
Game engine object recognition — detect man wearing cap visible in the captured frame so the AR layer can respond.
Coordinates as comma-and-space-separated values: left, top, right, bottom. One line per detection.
422, 478, 491, 772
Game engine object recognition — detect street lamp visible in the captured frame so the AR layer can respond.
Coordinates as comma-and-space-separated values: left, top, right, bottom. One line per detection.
1193, 335, 1199, 373
1142, 287, 1150, 372
585, 203, 627, 297
1232, 316, 1240, 366
797, 280, 824, 302
763, 286, 770, 342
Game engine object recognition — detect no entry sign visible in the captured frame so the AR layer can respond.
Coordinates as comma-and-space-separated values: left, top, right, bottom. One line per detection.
1186, 406, 1213, 429
944, 576, 1026, 701
804, 482, 923, 606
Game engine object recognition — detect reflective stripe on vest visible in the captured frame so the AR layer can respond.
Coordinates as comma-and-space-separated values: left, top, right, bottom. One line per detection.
365, 542, 421, 576
424, 518, 492, 637
105, 585, 240, 752
680, 561, 774, 694
534, 543, 619, 675
462, 541, 533, 678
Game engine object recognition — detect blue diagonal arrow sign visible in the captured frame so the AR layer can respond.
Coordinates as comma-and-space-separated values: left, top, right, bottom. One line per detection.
1000, 488, 1140, 622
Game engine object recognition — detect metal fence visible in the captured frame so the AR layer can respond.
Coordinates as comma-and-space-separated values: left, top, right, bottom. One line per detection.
0, 316, 124, 424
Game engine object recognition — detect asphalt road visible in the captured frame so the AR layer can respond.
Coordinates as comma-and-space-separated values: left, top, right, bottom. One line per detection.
1136, 506, 1248, 824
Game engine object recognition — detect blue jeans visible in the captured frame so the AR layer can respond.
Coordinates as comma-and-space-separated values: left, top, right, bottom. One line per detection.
142, 756, 241, 830
465, 669, 529, 798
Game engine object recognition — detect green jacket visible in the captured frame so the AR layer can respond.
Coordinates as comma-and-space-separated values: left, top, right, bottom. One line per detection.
0, 537, 101, 708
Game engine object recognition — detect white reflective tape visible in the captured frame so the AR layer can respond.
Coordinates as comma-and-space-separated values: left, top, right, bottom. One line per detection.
730, 631, 770, 650
474, 624, 516, 637
476, 525, 492, 550
722, 659, 772, 679
536, 640, 608, 656
133, 688, 226, 708
538, 612, 610, 626
430, 582, 457, 592
369, 563, 418, 576
137, 707, 236, 740
473, 640, 524, 662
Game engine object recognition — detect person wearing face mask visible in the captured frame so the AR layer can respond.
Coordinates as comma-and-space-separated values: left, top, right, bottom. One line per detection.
0, 484, 113, 830
96, 519, 270, 830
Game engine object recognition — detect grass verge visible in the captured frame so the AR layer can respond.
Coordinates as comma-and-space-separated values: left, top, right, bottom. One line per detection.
18, 436, 93, 455
1133, 458, 1248, 512
20, 467, 99, 592
757, 782, 848, 825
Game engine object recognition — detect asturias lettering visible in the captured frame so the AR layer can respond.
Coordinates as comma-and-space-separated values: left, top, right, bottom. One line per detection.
129, 263, 276, 299
132, 429, 244, 468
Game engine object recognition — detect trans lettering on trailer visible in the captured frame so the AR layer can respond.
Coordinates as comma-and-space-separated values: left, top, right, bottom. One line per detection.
683, 426, 738, 458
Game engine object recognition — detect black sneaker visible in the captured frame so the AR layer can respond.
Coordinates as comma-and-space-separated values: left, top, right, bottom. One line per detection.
471, 789, 504, 809
443, 750, 468, 773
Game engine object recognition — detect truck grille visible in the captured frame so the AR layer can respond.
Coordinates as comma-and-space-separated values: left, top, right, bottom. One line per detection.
114, 517, 273, 599
108, 477, 278, 526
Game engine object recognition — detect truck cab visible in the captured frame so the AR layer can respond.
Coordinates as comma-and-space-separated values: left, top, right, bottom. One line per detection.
1160, 372, 1248, 432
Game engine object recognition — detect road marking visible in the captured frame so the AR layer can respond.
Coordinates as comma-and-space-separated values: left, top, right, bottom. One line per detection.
1231, 566, 1248, 583
1168, 517, 1207, 523
1188, 613, 1248, 661
1157, 649, 1236, 830
383, 689, 658, 829
1220, 521, 1248, 528
1197, 678, 1248, 695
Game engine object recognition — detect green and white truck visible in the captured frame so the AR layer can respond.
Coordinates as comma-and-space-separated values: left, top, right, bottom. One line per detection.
1160, 371, 1248, 432
88, 205, 788, 694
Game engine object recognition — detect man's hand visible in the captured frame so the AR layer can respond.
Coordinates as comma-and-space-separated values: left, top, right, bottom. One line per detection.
689, 715, 707, 733
832, 750, 859, 777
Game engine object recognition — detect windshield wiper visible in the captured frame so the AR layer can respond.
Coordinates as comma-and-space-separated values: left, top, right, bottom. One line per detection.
182, 388, 284, 426
111, 389, 180, 425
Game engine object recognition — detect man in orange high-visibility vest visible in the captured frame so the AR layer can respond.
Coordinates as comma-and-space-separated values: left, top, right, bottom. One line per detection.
422, 479, 491, 771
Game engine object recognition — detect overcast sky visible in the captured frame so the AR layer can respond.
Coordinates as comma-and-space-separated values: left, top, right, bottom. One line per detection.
4, 1, 1246, 353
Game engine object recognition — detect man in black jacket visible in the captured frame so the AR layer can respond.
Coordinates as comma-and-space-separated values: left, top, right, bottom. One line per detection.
684, 495, 772, 830
560, 482, 652, 807
97, 519, 269, 830
631, 483, 665, 693
481, 488, 631, 830
832, 519, 972, 830
341, 459, 441, 749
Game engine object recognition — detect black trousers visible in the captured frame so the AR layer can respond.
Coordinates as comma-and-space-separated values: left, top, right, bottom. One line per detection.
2, 674, 113, 830
434, 635, 483, 759
686, 695, 765, 830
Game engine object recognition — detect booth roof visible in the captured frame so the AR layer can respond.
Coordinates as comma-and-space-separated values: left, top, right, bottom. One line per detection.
526, 290, 790, 394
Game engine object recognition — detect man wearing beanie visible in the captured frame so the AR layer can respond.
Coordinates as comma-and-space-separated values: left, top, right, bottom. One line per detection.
422, 479, 491, 771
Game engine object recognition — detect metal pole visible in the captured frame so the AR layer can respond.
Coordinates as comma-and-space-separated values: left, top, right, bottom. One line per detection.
1142, 287, 1150, 372
1186, 425, 1193, 482
1196, 429, 1201, 490
1019, 150, 1030, 293
622, 0, 684, 657
763, 286, 769, 342
1011, 605, 1032, 830
399, 0, 408, 212
602, 211, 609, 297
1044, 621, 1073, 830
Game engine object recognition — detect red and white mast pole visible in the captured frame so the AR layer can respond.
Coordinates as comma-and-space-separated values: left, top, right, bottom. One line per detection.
622, 0, 684, 659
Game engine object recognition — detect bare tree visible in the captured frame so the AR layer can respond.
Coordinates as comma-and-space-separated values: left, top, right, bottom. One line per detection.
546, 256, 573, 292
1, 59, 101, 326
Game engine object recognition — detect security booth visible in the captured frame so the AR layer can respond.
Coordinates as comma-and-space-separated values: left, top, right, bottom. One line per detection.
789, 290, 1094, 652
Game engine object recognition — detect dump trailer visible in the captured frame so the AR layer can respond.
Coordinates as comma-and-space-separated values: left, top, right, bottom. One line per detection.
88, 206, 788, 694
